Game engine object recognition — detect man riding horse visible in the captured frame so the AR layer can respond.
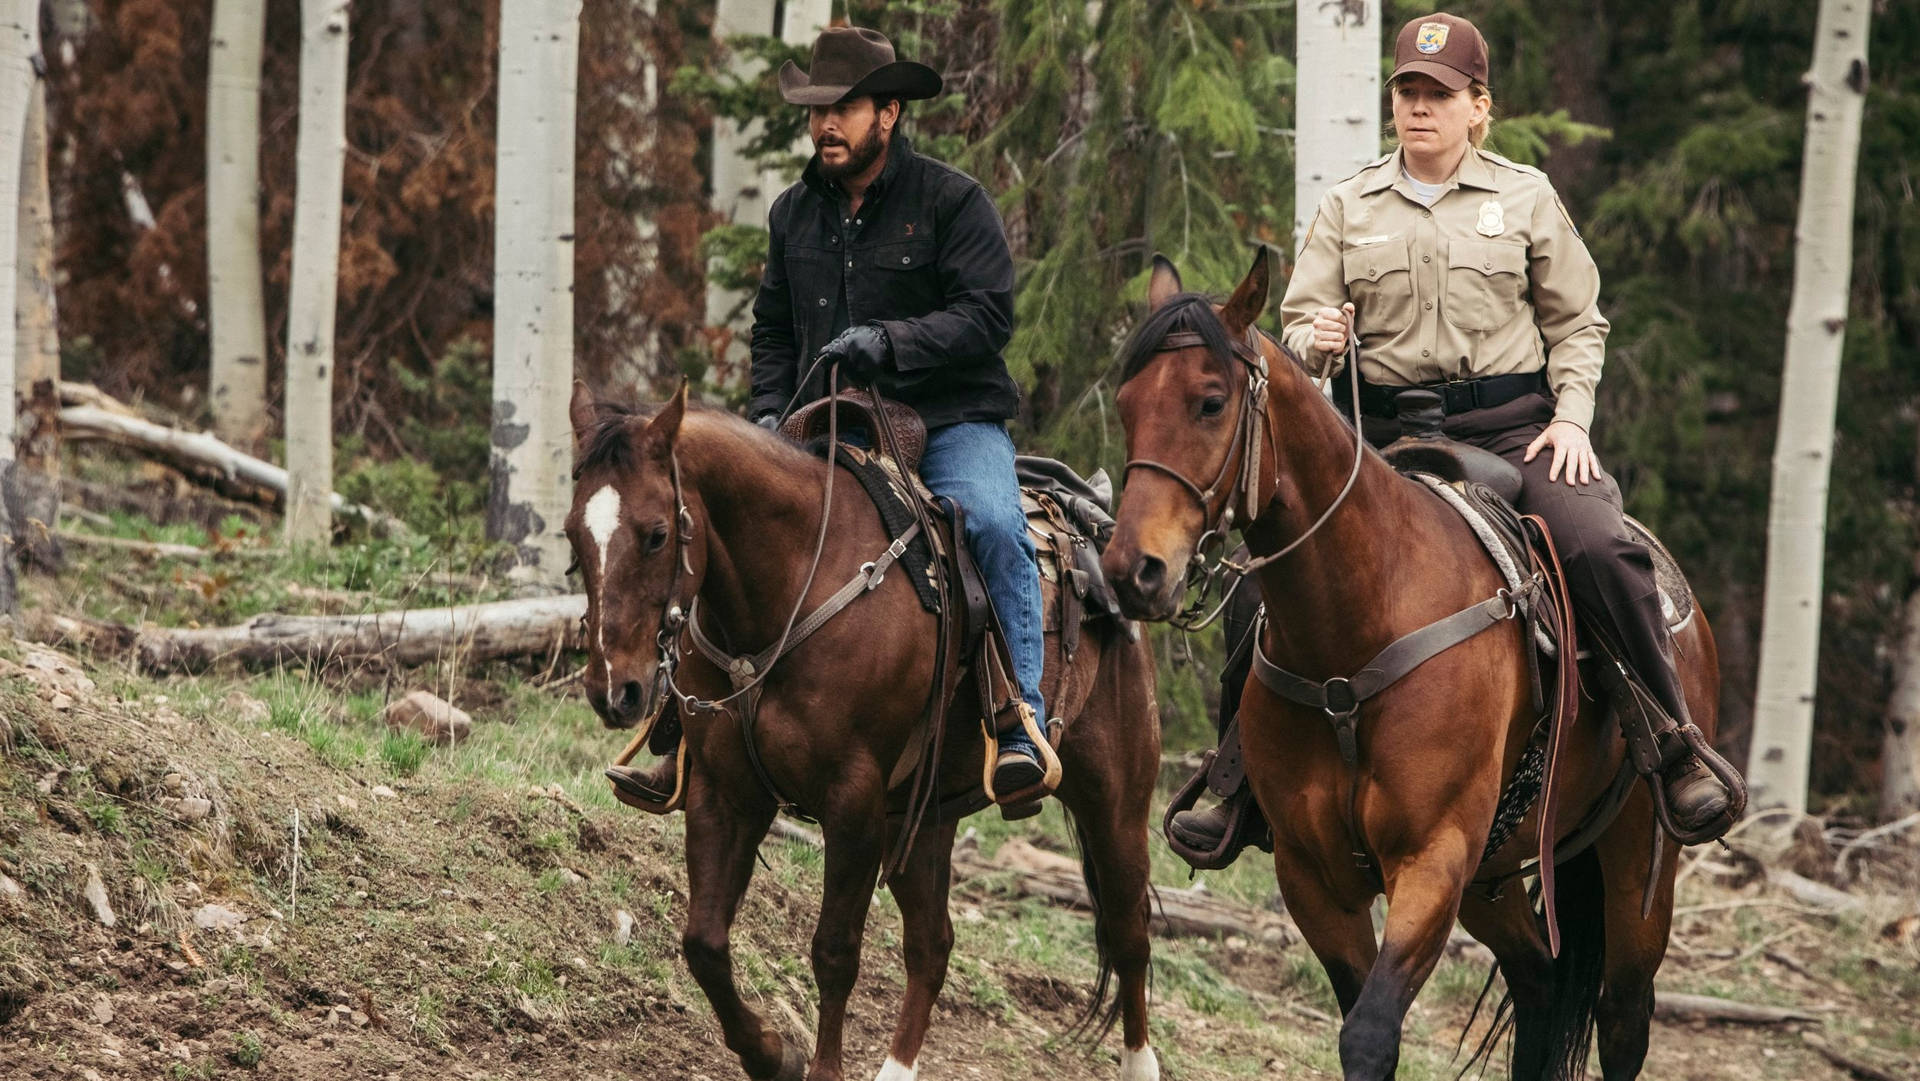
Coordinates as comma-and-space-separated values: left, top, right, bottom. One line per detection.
610, 27, 1054, 807
1168, 12, 1738, 866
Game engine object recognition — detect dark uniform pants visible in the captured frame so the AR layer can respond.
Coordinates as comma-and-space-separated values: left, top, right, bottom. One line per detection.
1361, 392, 1688, 722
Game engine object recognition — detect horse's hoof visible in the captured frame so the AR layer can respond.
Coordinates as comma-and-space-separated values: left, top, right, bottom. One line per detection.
770, 1038, 808, 1081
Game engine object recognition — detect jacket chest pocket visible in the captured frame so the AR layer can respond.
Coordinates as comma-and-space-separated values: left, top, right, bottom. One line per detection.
1341, 242, 1415, 334
860, 239, 939, 315
1444, 240, 1529, 332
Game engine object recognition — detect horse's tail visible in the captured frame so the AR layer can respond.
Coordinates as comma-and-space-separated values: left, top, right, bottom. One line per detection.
1537, 846, 1606, 1080
1456, 847, 1607, 1081
1059, 806, 1134, 1043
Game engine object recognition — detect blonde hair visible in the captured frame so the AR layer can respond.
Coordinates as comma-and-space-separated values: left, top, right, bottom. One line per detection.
1468, 81, 1494, 148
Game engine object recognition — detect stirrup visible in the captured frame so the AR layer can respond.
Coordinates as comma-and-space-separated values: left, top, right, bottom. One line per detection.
983, 703, 1062, 808
1163, 751, 1269, 871
606, 744, 687, 815
1649, 724, 1746, 846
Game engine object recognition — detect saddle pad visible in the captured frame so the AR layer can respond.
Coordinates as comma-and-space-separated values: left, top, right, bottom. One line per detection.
1625, 514, 1694, 632
834, 444, 942, 614
1414, 474, 1693, 638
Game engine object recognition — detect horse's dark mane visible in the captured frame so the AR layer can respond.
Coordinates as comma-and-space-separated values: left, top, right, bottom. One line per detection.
1116, 293, 1237, 384
572, 396, 820, 479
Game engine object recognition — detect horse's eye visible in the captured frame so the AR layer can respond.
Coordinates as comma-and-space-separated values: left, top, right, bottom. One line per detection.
645, 525, 670, 554
1199, 396, 1228, 418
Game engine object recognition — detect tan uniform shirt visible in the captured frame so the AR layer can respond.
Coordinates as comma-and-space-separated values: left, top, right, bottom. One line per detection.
1280, 147, 1609, 430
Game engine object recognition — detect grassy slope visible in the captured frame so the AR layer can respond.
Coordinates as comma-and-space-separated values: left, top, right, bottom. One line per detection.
1, 515, 1916, 1080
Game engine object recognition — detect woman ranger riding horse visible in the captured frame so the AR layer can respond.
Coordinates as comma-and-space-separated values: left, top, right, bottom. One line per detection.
1170, 11, 1735, 862
608, 27, 1057, 808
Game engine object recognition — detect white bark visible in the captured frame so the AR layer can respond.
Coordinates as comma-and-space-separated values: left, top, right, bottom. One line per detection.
37, 595, 588, 671
0, 0, 31, 451
17, 54, 54, 394
702, 0, 779, 349
761, 0, 828, 197
491, 0, 581, 592
1881, 570, 1920, 819
0, 0, 35, 611
1747, 0, 1871, 817
58, 404, 408, 537
283, 0, 350, 546
1294, 0, 1379, 255
207, 0, 269, 448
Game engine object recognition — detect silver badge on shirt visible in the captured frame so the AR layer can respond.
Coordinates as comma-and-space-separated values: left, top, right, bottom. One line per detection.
1476, 200, 1505, 237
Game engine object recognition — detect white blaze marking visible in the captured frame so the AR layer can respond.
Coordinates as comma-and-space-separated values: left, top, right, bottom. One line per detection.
1119, 1045, 1160, 1081
874, 1057, 919, 1081
584, 485, 621, 688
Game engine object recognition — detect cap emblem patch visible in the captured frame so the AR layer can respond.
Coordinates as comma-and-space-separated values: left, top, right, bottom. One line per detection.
1416, 22, 1449, 54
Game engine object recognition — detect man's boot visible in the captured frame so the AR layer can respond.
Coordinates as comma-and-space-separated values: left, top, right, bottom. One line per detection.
1168, 783, 1270, 857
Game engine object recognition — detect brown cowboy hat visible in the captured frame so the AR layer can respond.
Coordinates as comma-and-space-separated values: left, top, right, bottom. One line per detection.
777, 27, 943, 106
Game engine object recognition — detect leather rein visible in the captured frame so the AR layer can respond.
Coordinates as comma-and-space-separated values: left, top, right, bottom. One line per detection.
1122, 323, 1367, 631
639, 369, 954, 879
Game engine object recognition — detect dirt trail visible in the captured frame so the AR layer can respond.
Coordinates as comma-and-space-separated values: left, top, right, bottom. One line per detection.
2, 643, 1914, 1080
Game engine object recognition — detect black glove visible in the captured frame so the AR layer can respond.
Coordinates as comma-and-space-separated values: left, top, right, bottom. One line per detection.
817, 323, 893, 385
753, 412, 781, 432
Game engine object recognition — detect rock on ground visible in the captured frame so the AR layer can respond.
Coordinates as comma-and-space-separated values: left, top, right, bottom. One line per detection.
379, 691, 472, 746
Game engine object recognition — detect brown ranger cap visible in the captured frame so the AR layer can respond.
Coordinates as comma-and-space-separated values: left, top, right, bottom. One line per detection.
1390, 13, 1489, 92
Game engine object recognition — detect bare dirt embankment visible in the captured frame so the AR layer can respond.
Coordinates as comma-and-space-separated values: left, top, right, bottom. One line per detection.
3, 631, 1916, 1081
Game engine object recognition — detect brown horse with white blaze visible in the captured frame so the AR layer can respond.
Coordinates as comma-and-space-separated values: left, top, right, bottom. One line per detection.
565, 381, 1165, 1081
1100, 250, 1717, 1080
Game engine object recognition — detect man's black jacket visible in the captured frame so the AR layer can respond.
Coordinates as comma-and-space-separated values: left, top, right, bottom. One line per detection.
748, 136, 1021, 430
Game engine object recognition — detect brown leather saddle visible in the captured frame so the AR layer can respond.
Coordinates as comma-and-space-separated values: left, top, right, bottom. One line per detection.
780, 390, 1126, 821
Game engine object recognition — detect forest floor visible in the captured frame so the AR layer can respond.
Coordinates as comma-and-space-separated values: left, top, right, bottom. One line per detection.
2, 479, 1917, 1081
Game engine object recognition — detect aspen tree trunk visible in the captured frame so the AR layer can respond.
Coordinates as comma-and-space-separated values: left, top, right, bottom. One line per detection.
16, 8, 59, 571
1746, 0, 1871, 817
1294, 0, 1379, 255
0, 0, 34, 612
702, 0, 778, 359
762, 0, 828, 198
283, 0, 349, 546
207, 0, 268, 450
490, 0, 582, 592
1882, 561, 1920, 819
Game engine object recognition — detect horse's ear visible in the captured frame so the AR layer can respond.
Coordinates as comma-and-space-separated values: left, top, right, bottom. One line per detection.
1219, 244, 1271, 333
569, 380, 598, 445
644, 379, 689, 455
1147, 254, 1183, 312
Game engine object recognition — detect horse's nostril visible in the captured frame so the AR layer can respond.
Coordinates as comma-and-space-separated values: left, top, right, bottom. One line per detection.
1134, 555, 1167, 596
613, 680, 646, 717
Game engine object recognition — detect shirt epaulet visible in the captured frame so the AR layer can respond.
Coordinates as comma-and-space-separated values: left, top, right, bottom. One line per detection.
1476, 149, 1549, 184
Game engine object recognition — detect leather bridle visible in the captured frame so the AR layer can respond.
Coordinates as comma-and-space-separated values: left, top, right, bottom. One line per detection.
1121, 321, 1367, 630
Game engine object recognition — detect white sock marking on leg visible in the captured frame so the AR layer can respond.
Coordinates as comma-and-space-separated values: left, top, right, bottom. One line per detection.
874, 1056, 918, 1081
1119, 1044, 1159, 1081
584, 485, 621, 688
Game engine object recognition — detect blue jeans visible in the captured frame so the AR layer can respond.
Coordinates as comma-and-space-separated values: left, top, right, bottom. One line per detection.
920, 422, 1046, 746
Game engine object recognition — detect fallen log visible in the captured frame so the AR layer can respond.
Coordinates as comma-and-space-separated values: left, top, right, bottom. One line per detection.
59, 405, 408, 539
1653, 991, 1821, 1025
766, 822, 1287, 940
1801, 1032, 1908, 1081
28, 595, 586, 671
54, 530, 277, 560
58, 381, 141, 417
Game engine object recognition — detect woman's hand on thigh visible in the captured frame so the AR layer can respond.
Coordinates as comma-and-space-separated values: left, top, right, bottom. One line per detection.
1523, 420, 1601, 486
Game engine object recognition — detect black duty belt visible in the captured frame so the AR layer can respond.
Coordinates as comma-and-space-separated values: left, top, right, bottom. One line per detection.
1355, 370, 1549, 420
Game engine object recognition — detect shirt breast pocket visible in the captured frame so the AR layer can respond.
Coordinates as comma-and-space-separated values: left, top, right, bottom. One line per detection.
1341, 243, 1415, 335
1444, 240, 1529, 332
866, 239, 939, 314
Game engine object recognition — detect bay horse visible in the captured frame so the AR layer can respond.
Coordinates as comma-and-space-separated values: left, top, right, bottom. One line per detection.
1100, 250, 1717, 1080
564, 381, 1164, 1081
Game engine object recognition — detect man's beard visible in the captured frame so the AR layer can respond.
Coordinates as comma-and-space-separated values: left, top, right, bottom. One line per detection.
816, 125, 886, 182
